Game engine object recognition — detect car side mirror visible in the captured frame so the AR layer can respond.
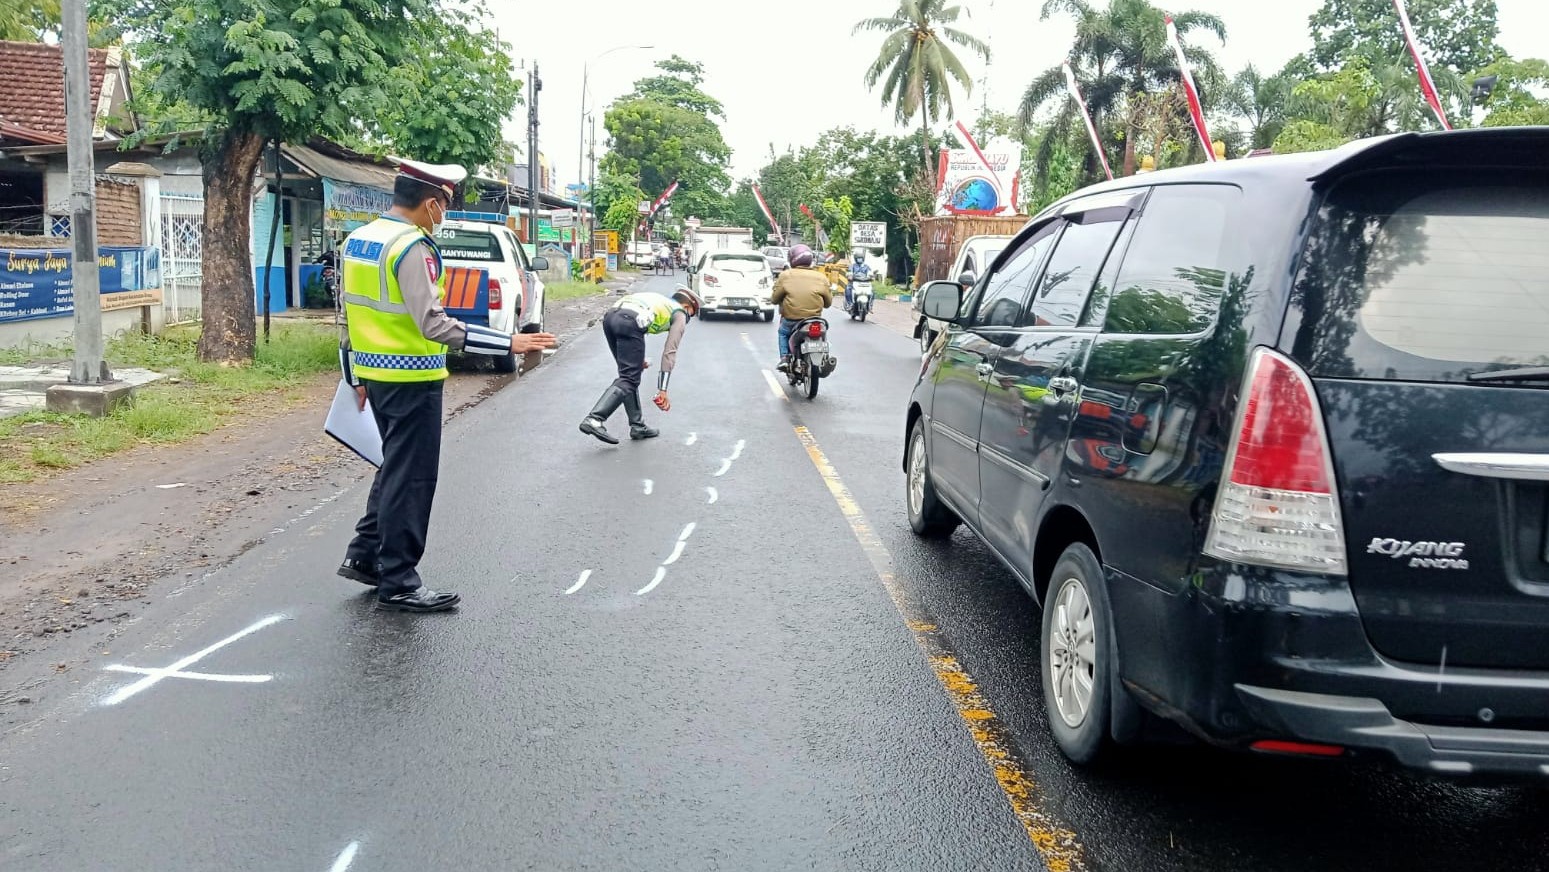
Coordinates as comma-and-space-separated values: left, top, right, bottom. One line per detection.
530, 256, 550, 272
921, 280, 964, 323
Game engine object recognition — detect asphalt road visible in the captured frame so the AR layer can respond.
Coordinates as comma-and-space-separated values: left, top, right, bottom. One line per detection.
2, 273, 1545, 872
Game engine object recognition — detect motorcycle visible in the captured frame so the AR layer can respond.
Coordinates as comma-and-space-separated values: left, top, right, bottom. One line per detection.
847, 278, 873, 321
786, 317, 836, 399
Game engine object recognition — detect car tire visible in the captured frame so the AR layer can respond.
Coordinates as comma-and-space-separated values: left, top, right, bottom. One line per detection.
1041, 542, 1114, 765
905, 419, 961, 538
918, 323, 934, 354
762, 310, 774, 322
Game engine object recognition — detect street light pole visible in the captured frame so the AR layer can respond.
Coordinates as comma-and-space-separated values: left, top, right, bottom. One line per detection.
527, 63, 542, 248
61, 0, 106, 385
577, 45, 652, 248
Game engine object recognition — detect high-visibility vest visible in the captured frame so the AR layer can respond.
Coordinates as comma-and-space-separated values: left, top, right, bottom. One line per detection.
615, 292, 682, 334
341, 217, 449, 382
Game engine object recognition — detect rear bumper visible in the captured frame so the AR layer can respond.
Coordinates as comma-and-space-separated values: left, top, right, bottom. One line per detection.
1236, 685, 1549, 778
1110, 565, 1549, 779
702, 298, 773, 314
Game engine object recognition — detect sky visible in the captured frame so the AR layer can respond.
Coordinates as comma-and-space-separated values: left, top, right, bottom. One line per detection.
489, 0, 1549, 190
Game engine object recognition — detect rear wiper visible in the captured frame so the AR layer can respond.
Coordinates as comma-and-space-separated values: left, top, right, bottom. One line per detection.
1467, 366, 1549, 383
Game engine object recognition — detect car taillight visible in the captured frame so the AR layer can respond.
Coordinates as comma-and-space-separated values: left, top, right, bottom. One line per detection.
807, 322, 824, 338
704, 274, 719, 286
488, 278, 502, 310
1203, 347, 1347, 575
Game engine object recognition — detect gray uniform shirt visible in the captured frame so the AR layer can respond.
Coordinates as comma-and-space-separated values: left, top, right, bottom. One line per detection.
397, 239, 467, 351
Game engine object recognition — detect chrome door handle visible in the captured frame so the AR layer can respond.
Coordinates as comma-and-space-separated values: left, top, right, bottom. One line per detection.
1049, 376, 1080, 393
1433, 453, 1549, 481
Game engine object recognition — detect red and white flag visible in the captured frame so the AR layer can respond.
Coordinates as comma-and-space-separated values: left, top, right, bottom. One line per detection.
1062, 62, 1114, 180
1166, 16, 1217, 162
648, 181, 679, 218
1393, 0, 1452, 130
751, 184, 781, 237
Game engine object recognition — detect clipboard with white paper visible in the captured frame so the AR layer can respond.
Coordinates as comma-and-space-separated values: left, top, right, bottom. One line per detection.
325, 379, 383, 467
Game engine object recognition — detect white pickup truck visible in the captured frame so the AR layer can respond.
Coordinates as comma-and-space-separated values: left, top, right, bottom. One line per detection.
433, 217, 549, 373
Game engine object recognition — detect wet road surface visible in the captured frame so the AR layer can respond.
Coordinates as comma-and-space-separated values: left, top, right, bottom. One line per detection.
2, 273, 1545, 871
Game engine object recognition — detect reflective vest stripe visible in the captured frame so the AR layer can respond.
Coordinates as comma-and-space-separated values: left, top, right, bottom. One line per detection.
352, 351, 448, 372
342, 293, 410, 314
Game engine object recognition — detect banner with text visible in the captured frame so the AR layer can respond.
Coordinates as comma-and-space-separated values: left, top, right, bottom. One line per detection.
323, 179, 394, 233
934, 142, 1022, 217
0, 246, 163, 324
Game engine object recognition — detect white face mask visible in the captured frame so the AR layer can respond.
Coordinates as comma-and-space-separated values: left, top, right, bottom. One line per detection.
428, 199, 446, 233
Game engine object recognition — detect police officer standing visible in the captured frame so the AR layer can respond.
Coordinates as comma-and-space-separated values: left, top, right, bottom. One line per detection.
336, 160, 556, 612
578, 286, 701, 445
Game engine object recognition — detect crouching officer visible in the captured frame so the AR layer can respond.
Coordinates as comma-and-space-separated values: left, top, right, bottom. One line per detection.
579, 286, 701, 444
336, 160, 556, 612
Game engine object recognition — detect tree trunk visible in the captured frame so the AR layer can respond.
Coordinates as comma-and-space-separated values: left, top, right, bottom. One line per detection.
197, 128, 266, 364
920, 107, 935, 191
1123, 122, 1138, 177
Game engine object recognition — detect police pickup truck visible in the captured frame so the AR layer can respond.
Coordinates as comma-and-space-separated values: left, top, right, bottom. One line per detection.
433, 214, 550, 373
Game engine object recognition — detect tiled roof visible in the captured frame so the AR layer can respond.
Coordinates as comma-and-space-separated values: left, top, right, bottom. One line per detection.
0, 40, 110, 140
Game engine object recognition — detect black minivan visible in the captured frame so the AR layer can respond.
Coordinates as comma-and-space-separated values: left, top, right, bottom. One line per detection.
904, 128, 1549, 777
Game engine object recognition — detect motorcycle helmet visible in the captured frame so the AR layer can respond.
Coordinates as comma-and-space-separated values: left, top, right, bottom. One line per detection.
853, 252, 865, 264
672, 286, 702, 318
788, 244, 815, 268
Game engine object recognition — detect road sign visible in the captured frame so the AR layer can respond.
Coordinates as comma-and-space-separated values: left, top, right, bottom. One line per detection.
851, 221, 886, 249
637, 201, 652, 214
552, 211, 574, 229
685, 217, 702, 228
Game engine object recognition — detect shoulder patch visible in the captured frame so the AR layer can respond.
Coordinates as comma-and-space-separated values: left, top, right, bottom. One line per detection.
425, 256, 440, 283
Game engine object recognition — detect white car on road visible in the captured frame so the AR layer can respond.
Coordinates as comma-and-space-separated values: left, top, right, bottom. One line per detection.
433, 218, 549, 373
690, 250, 776, 321
912, 234, 1009, 352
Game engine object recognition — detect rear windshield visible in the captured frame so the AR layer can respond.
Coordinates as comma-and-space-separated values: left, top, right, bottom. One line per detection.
710, 254, 767, 271
1288, 170, 1549, 382
433, 228, 505, 263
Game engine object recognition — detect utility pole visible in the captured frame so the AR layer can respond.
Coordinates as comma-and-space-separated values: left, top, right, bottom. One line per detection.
62, 0, 106, 385
587, 114, 597, 247
527, 64, 542, 249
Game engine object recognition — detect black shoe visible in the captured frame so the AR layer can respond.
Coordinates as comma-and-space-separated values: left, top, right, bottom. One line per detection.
337, 559, 380, 587
580, 386, 626, 445
777, 357, 791, 372
621, 391, 659, 440
376, 588, 461, 613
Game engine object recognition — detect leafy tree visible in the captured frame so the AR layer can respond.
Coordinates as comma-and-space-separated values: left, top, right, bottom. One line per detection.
600, 181, 646, 234
854, 0, 989, 184
1473, 56, 1549, 127
1306, 0, 1501, 74
601, 98, 730, 210
100, 0, 516, 364
2, 0, 59, 40
1021, 0, 1226, 178
755, 149, 824, 238
373, 11, 521, 171
1224, 64, 1292, 149
1272, 51, 1465, 153
626, 55, 725, 119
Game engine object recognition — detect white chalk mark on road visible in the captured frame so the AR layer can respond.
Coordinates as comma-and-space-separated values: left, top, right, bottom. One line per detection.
714, 459, 732, 477
761, 369, 787, 400
678, 522, 697, 542
565, 570, 593, 595
636, 566, 667, 596
101, 614, 286, 706
685, 432, 698, 445
329, 841, 361, 872
643, 479, 654, 495
705, 486, 718, 504
103, 665, 271, 684
729, 439, 746, 461
664, 541, 687, 565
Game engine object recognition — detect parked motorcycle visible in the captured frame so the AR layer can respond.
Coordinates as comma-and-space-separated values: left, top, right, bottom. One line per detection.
786, 317, 836, 399
848, 278, 873, 321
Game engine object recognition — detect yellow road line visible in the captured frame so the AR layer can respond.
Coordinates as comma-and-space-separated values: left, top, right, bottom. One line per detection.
791, 425, 1086, 872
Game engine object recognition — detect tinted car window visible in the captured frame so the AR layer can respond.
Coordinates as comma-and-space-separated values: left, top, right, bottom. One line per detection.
1025, 217, 1124, 327
1103, 185, 1239, 334
971, 226, 1056, 329
434, 228, 506, 262
1289, 170, 1549, 381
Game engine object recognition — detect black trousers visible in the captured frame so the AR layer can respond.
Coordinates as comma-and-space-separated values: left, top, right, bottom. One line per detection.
602, 308, 646, 392
346, 379, 443, 594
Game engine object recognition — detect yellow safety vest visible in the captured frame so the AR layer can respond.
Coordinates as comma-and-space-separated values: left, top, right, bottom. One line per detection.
342, 216, 449, 383
617, 292, 682, 334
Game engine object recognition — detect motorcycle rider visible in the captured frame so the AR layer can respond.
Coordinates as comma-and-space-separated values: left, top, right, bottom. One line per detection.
770, 243, 832, 372
846, 252, 872, 312
579, 286, 702, 445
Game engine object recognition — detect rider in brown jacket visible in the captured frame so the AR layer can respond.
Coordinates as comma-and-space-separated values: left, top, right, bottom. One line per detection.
770, 243, 833, 370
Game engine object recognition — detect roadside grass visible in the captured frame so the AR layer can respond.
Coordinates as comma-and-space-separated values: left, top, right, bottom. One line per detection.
0, 322, 338, 484
546, 281, 609, 302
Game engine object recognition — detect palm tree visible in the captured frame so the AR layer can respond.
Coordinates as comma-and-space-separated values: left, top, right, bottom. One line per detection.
1225, 64, 1291, 149
854, 0, 990, 185
1020, 0, 1226, 178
